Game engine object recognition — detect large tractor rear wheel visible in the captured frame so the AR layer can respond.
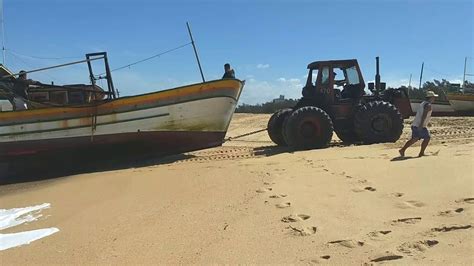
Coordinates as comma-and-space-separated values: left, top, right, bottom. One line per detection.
354, 101, 403, 144
267, 108, 293, 146
284, 106, 333, 150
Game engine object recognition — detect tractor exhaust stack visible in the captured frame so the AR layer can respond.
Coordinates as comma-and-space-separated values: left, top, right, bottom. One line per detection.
375, 56, 381, 97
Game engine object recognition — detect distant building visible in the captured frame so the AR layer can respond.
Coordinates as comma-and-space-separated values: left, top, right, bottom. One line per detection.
273, 95, 285, 103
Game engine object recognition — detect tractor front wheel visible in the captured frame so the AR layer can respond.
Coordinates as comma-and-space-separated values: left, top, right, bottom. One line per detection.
354, 101, 404, 144
284, 106, 333, 150
335, 128, 359, 143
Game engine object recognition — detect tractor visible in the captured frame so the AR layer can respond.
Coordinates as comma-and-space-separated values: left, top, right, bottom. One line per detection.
267, 57, 412, 150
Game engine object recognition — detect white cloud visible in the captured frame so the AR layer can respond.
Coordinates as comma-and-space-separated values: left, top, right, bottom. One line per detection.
240, 77, 303, 105
277, 77, 303, 88
256, 63, 270, 69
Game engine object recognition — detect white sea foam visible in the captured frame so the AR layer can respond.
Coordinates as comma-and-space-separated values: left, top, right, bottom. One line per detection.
0, 203, 50, 230
0, 203, 59, 251
0, 228, 59, 251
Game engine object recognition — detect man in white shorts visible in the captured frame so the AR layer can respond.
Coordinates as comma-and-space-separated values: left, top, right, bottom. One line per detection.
399, 90, 438, 157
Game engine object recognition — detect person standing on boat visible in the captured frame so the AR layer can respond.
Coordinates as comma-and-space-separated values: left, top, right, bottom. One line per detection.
11, 70, 41, 110
222, 63, 235, 79
399, 90, 438, 157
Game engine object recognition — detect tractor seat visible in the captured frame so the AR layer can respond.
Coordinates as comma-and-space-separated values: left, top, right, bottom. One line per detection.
341, 84, 364, 99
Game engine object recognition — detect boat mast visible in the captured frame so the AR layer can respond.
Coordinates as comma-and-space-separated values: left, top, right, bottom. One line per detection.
186, 22, 205, 83
1, 0, 5, 65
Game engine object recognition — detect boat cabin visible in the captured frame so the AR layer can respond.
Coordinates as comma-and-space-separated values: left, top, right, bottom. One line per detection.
0, 52, 115, 111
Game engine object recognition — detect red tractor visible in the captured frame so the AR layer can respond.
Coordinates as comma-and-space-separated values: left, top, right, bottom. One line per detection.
268, 57, 412, 150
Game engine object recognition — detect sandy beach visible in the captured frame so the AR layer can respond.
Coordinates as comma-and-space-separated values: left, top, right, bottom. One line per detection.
1, 114, 473, 264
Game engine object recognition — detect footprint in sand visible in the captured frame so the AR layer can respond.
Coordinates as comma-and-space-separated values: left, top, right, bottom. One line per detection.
276, 202, 291, 208
288, 225, 317, 236
455, 198, 474, 204
397, 240, 439, 254
351, 186, 376, 193
370, 252, 403, 262
392, 192, 405, 198
438, 208, 465, 217
368, 230, 392, 240
281, 214, 311, 223
431, 224, 472, 232
328, 239, 364, 248
256, 187, 272, 193
299, 256, 330, 264
391, 217, 422, 225
396, 200, 426, 209
269, 194, 288, 199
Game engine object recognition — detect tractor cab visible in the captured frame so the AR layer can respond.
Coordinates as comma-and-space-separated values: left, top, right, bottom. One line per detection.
303, 59, 365, 103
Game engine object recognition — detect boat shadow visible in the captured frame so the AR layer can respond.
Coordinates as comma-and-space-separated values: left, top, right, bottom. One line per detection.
0, 149, 197, 186
1, 141, 367, 185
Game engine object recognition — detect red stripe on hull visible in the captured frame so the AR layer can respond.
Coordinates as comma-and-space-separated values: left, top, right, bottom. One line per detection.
0, 131, 226, 160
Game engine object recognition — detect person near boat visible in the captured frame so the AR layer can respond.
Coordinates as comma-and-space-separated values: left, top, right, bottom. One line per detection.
399, 90, 438, 157
222, 63, 235, 79
11, 70, 42, 110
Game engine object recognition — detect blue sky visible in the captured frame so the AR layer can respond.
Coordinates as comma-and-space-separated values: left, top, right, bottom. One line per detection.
2, 0, 473, 104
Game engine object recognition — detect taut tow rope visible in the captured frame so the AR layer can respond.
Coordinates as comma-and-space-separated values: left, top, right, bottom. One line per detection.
224, 128, 267, 142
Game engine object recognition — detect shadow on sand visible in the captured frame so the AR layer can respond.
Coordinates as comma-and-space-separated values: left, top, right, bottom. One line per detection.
1, 141, 370, 186
0, 148, 197, 186
253, 145, 290, 157
390, 156, 419, 161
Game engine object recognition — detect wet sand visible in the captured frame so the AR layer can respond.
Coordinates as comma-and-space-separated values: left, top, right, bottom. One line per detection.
1, 115, 473, 264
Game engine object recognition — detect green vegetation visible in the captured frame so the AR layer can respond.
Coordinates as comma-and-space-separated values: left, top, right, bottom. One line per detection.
236, 80, 474, 114
406, 79, 473, 102
236, 98, 298, 113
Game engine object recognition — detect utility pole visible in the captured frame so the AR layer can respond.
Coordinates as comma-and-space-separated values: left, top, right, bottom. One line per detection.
408, 73, 412, 88
462, 57, 467, 89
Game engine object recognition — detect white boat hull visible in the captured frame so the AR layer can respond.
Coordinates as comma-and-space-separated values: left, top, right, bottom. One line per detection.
410, 101, 455, 113
0, 79, 244, 157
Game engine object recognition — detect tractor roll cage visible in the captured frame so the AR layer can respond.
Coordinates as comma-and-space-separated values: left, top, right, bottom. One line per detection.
305, 59, 366, 91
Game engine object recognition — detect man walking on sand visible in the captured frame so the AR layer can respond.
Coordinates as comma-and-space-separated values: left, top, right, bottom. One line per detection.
399, 90, 438, 157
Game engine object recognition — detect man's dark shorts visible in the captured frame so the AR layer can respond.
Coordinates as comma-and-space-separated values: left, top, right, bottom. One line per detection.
411, 126, 430, 139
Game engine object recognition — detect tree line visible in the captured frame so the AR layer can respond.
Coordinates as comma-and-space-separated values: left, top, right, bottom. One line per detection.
236, 79, 474, 113
406, 79, 473, 102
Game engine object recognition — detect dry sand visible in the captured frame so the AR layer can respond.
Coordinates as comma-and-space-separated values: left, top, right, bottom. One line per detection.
1, 114, 473, 264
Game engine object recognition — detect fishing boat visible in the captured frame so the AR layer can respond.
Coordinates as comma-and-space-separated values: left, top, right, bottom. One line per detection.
409, 99, 455, 115
0, 52, 244, 159
446, 93, 474, 112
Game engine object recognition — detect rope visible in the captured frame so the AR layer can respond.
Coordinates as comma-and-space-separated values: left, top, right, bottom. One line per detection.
6, 49, 82, 60
98, 42, 192, 77
6, 50, 63, 83
224, 128, 267, 142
